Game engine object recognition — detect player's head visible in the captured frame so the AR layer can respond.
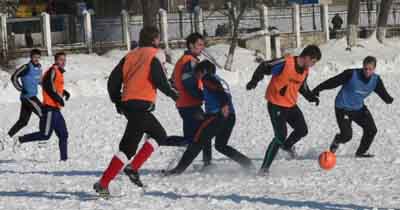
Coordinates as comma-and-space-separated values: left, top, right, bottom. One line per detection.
139, 26, 160, 48
194, 60, 216, 78
186, 33, 205, 56
299, 45, 322, 68
362, 56, 377, 78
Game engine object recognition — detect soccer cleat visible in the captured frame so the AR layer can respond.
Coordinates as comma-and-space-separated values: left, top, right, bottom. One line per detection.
93, 182, 110, 198
12, 137, 21, 153
0, 140, 4, 151
257, 168, 269, 176
355, 153, 374, 158
161, 169, 180, 177
329, 139, 340, 153
281, 145, 297, 159
124, 165, 144, 187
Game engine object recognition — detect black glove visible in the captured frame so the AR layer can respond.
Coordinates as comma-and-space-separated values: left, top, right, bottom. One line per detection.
114, 102, 124, 115
59, 99, 65, 107
193, 109, 205, 121
169, 89, 179, 101
311, 88, 320, 97
246, 81, 257, 90
308, 95, 320, 106
63, 90, 70, 101
387, 97, 394, 104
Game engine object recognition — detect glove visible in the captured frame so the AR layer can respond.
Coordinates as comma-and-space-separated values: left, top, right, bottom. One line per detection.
193, 110, 205, 121
308, 95, 320, 106
311, 88, 320, 97
59, 99, 65, 107
387, 97, 394, 104
170, 89, 179, 101
115, 101, 124, 115
63, 90, 70, 101
246, 81, 257, 90
221, 105, 230, 118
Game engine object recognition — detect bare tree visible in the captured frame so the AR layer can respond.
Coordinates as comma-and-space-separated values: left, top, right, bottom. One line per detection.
347, 0, 361, 49
140, 0, 161, 27
376, 0, 394, 43
223, 0, 248, 71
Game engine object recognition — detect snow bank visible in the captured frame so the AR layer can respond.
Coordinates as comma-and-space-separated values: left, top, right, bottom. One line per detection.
1, 37, 400, 104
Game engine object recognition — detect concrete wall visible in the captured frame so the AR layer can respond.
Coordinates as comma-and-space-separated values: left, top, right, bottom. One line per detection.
280, 31, 326, 49
9, 32, 67, 48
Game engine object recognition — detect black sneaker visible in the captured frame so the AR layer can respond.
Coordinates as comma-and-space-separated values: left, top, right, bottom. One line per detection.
200, 161, 216, 172
329, 139, 340, 153
161, 169, 180, 176
93, 182, 110, 198
281, 145, 297, 159
355, 153, 374, 158
123, 166, 144, 187
257, 168, 269, 176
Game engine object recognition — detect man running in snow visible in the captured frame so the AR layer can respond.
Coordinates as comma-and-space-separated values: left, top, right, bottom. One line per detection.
312, 56, 393, 157
14, 52, 70, 161
246, 45, 321, 175
167, 32, 212, 168
94, 26, 179, 198
2, 49, 43, 150
164, 60, 254, 175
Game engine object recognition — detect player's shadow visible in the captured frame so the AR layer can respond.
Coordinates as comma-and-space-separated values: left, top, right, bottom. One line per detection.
0, 169, 157, 177
145, 190, 396, 210
0, 190, 96, 201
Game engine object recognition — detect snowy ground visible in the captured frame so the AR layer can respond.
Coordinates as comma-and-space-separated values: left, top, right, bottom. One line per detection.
1, 38, 400, 210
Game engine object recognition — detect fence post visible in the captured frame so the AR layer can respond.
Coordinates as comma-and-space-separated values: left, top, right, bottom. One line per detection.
321, 3, 330, 42
159, 9, 169, 50
178, 5, 184, 38
260, 4, 268, 30
194, 6, 204, 35
0, 13, 8, 61
83, 10, 93, 53
292, 3, 301, 48
272, 32, 281, 59
41, 12, 52, 56
121, 10, 131, 51
258, 4, 271, 60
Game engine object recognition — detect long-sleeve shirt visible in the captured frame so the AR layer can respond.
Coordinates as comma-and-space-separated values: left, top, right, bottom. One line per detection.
314, 69, 393, 103
108, 56, 177, 111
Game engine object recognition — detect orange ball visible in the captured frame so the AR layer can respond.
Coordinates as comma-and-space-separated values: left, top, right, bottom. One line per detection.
319, 151, 336, 170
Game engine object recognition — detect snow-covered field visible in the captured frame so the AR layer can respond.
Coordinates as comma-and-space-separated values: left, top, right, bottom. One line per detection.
0, 38, 400, 210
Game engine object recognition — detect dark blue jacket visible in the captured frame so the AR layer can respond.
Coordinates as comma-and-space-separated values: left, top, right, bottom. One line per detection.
202, 73, 234, 114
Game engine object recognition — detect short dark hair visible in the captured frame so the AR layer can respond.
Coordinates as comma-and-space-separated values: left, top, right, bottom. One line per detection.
30, 49, 41, 57
195, 60, 216, 75
54, 52, 66, 61
186, 32, 204, 49
363, 56, 377, 67
139, 26, 160, 47
300, 45, 322, 61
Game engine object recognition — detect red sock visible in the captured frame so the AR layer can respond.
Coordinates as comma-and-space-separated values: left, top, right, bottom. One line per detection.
100, 152, 127, 188
131, 139, 159, 171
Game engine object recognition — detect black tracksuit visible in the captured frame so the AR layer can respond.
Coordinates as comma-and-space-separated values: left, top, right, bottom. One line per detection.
167, 73, 253, 174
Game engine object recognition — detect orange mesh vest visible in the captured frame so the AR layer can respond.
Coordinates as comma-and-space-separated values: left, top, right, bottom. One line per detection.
265, 56, 309, 108
43, 65, 64, 109
173, 54, 203, 108
121, 47, 159, 103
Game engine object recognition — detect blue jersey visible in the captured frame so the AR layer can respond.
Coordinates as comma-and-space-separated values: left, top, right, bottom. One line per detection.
202, 74, 235, 114
335, 69, 378, 111
11, 62, 42, 99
